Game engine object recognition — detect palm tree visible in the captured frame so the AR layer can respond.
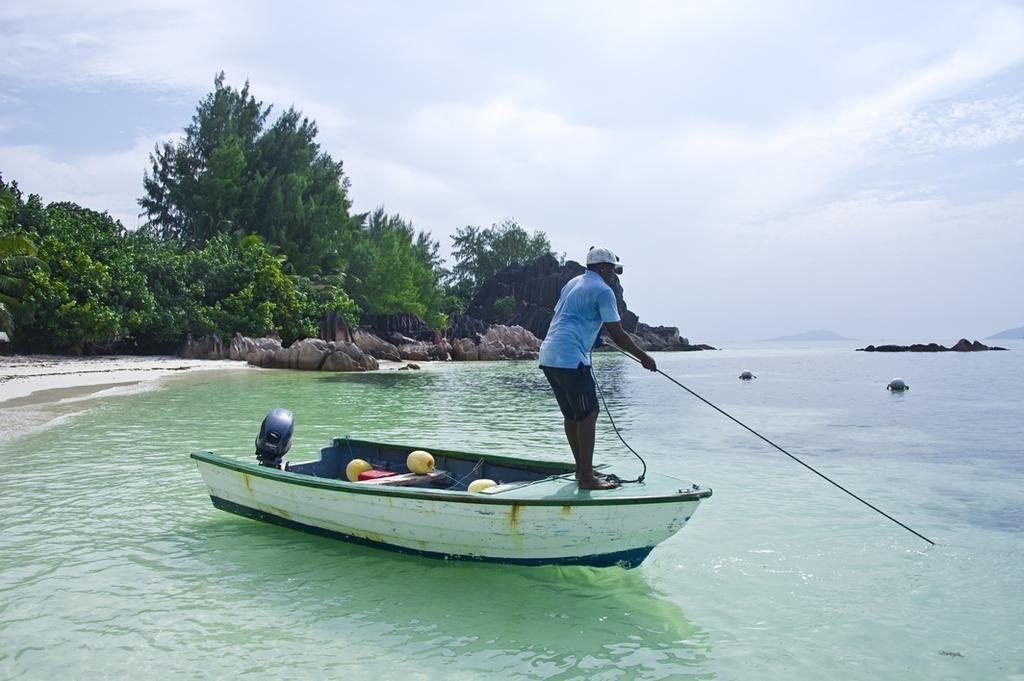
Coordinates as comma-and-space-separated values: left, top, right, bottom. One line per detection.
0, 232, 39, 337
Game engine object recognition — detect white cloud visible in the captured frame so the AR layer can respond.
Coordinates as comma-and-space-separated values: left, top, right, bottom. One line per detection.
344, 153, 488, 236
1, 1, 1023, 339
0, 0, 253, 90
0, 134, 176, 227
889, 93, 1024, 152
410, 97, 607, 178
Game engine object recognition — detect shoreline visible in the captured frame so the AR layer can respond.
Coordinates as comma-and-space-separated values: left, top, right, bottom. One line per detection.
0, 354, 430, 409
0, 355, 250, 408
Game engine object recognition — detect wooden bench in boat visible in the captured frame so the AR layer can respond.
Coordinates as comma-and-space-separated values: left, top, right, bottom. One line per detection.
356, 471, 447, 486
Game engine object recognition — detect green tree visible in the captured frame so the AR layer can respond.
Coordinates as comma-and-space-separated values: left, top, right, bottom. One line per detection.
122, 228, 203, 352
1, 179, 41, 337
17, 202, 155, 354
492, 295, 517, 321
346, 207, 447, 327
0, 232, 41, 337
449, 218, 552, 299
140, 73, 359, 274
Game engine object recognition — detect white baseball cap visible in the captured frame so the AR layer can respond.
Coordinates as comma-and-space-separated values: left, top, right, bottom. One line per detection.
586, 247, 623, 273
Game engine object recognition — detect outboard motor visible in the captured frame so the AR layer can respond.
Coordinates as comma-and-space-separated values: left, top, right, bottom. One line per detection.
255, 408, 294, 469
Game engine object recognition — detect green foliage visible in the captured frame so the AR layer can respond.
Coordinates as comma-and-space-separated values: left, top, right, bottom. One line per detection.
492, 295, 517, 321
7, 183, 359, 353
4, 74, 569, 355
0, 178, 41, 336
449, 218, 552, 300
17, 202, 155, 353
185, 234, 316, 342
140, 73, 359, 274
346, 207, 448, 328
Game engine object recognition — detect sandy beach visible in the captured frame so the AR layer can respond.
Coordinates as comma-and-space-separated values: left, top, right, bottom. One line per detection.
0, 354, 424, 411
0, 354, 251, 408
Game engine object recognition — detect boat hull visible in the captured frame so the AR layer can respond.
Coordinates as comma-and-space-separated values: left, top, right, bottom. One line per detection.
193, 454, 707, 568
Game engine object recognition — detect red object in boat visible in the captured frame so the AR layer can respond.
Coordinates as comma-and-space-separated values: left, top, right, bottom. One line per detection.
358, 469, 399, 481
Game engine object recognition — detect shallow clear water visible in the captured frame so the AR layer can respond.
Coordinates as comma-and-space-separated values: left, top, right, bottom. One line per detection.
2, 342, 1023, 680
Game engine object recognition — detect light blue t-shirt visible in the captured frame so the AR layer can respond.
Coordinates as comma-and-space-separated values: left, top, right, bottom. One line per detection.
539, 270, 621, 369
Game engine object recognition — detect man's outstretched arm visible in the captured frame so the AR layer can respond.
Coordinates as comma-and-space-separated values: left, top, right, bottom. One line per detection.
602, 321, 657, 372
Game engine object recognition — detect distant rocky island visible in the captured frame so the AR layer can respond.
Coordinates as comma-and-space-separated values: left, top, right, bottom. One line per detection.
986, 326, 1024, 340
765, 329, 852, 342
857, 339, 1007, 352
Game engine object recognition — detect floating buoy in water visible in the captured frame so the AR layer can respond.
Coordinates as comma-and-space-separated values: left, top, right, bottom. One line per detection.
887, 378, 909, 392
345, 458, 372, 481
468, 478, 497, 493
407, 450, 435, 474
739, 370, 756, 380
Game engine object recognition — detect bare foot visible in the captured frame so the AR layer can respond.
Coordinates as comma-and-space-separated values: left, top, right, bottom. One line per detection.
578, 476, 620, 490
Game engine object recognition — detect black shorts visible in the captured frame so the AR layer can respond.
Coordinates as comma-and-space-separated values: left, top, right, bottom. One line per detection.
542, 363, 599, 422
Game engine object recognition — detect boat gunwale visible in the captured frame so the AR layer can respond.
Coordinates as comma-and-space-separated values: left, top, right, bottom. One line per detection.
191, 449, 712, 507
333, 436, 578, 473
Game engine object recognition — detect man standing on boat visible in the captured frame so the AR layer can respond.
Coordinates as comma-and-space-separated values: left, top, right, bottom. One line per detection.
539, 247, 657, 490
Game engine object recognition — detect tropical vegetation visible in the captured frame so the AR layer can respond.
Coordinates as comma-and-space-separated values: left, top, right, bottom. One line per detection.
0, 74, 555, 355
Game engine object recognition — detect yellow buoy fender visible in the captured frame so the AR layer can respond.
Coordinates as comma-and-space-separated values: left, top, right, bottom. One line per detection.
345, 458, 372, 482
468, 479, 497, 493
407, 450, 435, 474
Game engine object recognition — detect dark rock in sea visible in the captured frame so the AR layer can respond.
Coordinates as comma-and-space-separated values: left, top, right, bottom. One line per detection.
624, 323, 714, 352
857, 338, 1007, 352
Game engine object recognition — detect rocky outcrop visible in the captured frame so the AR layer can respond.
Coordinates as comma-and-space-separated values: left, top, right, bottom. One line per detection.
347, 252, 714, 363
358, 314, 451, 361
444, 314, 491, 342
361, 313, 436, 343
460, 254, 706, 350
951, 339, 1006, 351
181, 332, 377, 371
857, 339, 1008, 352
447, 324, 541, 360
351, 328, 401, 362
246, 338, 378, 371
481, 324, 541, 359
394, 338, 451, 362
320, 310, 354, 342
625, 323, 716, 352
180, 333, 226, 360
228, 333, 282, 360
465, 255, 603, 339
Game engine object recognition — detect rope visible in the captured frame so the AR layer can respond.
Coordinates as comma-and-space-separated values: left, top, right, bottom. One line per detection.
607, 345, 936, 546
590, 350, 647, 483
442, 459, 485, 489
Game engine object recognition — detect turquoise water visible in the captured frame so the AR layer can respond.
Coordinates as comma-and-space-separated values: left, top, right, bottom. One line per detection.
2, 342, 1023, 680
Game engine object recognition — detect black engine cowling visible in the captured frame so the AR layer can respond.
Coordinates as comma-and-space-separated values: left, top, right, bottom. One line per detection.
255, 408, 294, 468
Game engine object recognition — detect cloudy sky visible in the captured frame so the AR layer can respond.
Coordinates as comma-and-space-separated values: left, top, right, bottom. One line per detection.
2, 1, 1022, 342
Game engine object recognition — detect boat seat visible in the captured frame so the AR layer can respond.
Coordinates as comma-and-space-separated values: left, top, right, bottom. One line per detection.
357, 471, 447, 486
